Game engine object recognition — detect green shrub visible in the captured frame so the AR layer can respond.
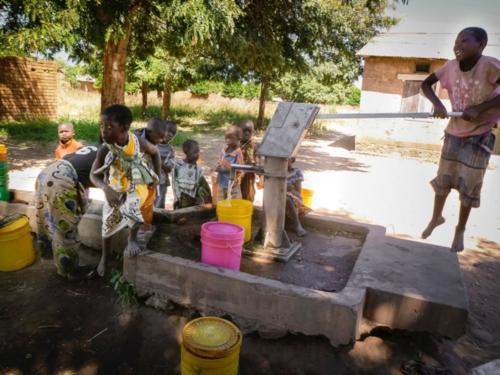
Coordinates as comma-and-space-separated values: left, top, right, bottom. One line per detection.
110, 270, 138, 307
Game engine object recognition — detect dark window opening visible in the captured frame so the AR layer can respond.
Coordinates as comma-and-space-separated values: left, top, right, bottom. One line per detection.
416, 63, 430, 73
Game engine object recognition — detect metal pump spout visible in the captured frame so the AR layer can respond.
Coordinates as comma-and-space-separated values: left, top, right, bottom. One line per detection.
229, 163, 264, 181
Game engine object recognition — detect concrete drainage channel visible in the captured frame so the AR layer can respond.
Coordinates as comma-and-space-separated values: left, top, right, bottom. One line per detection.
1, 191, 469, 347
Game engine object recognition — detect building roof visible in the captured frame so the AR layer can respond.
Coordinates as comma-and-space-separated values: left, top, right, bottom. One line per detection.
358, 32, 500, 60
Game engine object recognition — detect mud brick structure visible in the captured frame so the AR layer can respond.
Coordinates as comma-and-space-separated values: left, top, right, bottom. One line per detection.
0, 57, 58, 121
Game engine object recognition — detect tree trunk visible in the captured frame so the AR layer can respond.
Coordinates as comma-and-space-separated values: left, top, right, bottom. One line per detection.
256, 78, 269, 131
141, 81, 149, 117
162, 77, 172, 119
100, 29, 131, 111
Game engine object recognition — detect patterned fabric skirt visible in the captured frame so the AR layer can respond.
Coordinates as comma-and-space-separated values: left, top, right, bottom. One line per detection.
431, 131, 495, 208
102, 184, 155, 238
35, 160, 87, 277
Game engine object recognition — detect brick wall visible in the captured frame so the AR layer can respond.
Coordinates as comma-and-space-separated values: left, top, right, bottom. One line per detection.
362, 56, 448, 99
0, 57, 58, 121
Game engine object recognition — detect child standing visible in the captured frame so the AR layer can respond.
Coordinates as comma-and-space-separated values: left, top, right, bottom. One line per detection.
135, 118, 175, 209
286, 157, 311, 237
55, 122, 83, 160
215, 126, 243, 202
91, 105, 161, 276
421, 27, 500, 252
238, 120, 257, 202
155, 120, 177, 208
173, 140, 211, 209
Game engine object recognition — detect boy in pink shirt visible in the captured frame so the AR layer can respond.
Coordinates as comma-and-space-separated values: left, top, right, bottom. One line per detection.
421, 27, 500, 252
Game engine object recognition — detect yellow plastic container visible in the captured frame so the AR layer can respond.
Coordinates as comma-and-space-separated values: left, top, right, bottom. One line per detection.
0, 215, 35, 271
301, 188, 314, 208
216, 199, 253, 242
181, 316, 242, 375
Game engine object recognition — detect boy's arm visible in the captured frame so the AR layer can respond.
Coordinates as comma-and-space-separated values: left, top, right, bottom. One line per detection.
463, 94, 500, 121
139, 137, 161, 182
90, 146, 122, 207
421, 73, 448, 118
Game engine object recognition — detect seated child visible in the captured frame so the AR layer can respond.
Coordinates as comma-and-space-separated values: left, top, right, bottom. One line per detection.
286, 157, 311, 237
55, 122, 83, 160
155, 120, 177, 208
172, 140, 211, 209
91, 105, 161, 277
215, 125, 243, 202
135, 118, 174, 210
237, 119, 257, 202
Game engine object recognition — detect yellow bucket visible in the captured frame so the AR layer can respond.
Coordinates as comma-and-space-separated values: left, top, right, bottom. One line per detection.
216, 199, 253, 242
301, 188, 314, 208
0, 215, 35, 271
181, 316, 242, 375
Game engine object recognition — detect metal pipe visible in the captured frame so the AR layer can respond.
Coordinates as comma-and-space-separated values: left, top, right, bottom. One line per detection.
229, 163, 264, 181
315, 112, 463, 120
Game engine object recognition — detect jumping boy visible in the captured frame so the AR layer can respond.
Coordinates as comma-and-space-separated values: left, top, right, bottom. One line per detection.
55, 122, 83, 160
173, 139, 211, 209
421, 27, 500, 252
91, 105, 161, 276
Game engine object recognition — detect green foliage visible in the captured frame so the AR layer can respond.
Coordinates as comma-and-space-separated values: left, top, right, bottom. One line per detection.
0, 118, 100, 143
110, 270, 138, 307
190, 81, 224, 96
273, 73, 361, 105
0, 0, 79, 57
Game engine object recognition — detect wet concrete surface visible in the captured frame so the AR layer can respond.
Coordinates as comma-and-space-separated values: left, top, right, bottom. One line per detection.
148, 220, 364, 292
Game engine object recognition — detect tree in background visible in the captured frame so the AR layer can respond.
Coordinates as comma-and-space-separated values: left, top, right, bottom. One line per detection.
219, 0, 395, 129
1, 0, 240, 111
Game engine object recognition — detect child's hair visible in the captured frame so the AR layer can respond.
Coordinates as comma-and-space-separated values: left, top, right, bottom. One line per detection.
182, 139, 199, 154
237, 119, 254, 130
225, 125, 242, 140
147, 117, 163, 130
164, 120, 177, 131
461, 27, 488, 45
58, 122, 74, 132
101, 104, 133, 130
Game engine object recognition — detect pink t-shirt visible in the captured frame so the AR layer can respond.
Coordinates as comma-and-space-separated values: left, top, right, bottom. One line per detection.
435, 55, 500, 137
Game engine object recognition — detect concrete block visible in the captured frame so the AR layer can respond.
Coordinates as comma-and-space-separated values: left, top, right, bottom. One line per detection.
348, 235, 468, 339
124, 251, 366, 347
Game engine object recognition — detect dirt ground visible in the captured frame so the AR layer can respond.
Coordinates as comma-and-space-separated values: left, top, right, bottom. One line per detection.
2, 130, 500, 374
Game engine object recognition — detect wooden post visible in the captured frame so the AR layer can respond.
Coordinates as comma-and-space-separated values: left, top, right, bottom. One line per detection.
262, 157, 288, 249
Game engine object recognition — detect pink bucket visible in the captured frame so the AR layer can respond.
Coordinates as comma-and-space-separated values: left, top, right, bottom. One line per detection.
201, 222, 245, 271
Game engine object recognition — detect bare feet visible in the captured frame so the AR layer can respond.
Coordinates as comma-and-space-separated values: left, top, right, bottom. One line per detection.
451, 227, 465, 252
296, 224, 307, 237
421, 216, 445, 239
97, 255, 106, 277
124, 240, 142, 257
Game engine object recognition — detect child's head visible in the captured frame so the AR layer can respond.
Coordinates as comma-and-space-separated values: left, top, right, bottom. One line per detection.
455, 27, 488, 61
225, 125, 242, 148
164, 120, 177, 144
100, 105, 133, 144
58, 122, 75, 143
182, 139, 200, 164
146, 118, 168, 145
288, 157, 296, 171
237, 120, 254, 143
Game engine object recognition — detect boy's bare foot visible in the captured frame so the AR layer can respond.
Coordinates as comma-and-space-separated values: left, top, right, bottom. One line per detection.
296, 225, 307, 237
421, 216, 445, 239
124, 241, 142, 257
97, 256, 106, 277
451, 227, 465, 253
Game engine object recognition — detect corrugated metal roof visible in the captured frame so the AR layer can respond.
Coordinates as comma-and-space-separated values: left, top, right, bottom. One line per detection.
358, 32, 500, 59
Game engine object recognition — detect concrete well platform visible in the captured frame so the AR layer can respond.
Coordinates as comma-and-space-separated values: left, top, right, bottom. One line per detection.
1, 190, 469, 346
